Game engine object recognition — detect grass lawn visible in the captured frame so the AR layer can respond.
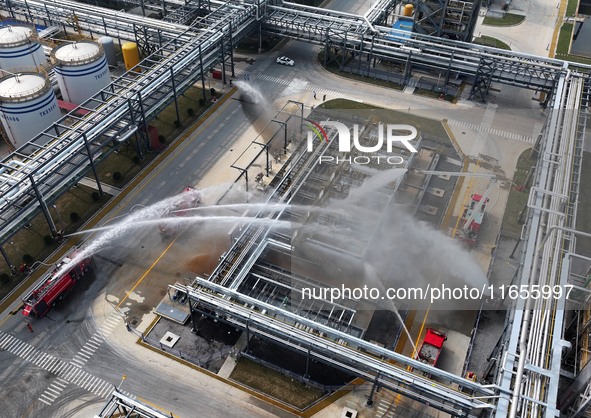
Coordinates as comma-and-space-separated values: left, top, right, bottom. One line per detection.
0, 185, 111, 298
566, 0, 580, 16
500, 148, 535, 238
319, 99, 449, 138
230, 358, 324, 409
482, 13, 525, 26
414, 88, 455, 102
553, 23, 591, 64
473, 36, 511, 50
557, 23, 574, 54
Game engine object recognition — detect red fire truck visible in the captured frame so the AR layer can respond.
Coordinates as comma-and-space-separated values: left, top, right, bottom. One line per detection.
158, 186, 201, 239
22, 252, 93, 318
456, 193, 489, 247
415, 328, 447, 375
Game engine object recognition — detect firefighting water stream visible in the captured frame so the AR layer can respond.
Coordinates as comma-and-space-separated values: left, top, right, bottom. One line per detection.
56, 82, 486, 346
61, 165, 486, 298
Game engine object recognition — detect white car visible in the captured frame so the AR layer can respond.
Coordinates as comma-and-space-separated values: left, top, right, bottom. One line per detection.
276, 56, 295, 66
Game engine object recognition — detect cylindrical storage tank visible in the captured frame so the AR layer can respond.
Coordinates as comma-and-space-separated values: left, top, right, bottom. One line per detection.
403, 4, 414, 16
0, 72, 60, 149
98, 36, 117, 66
0, 25, 47, 70
51, 41, 111, 105
121, 42, 140, 72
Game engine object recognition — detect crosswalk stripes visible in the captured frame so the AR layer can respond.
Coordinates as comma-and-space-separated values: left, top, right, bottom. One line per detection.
375, 398, 397, 417
447, 119, 535, 144
0, 328, 118, 406
70, 312, 122, 368
255, 74, 345, 99
120, 390, 137, 400
38, 378, 68, 406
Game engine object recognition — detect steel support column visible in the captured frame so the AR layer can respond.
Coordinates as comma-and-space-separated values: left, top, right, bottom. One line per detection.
469, 57, 496, 102
0, 245, 16, 275
220, 36, 226, 84
229, 22, 235, 77
305, 344, 311, 379
170, 67, 181, 124
137, 91, 151, 151
188, 297, 198, 333
272, 119, 288, 153
82, 132, 104, 196
126, 98, 145, 160
366, 372, 381, 406
29, 174, 58, 237
199, 45, 206, 102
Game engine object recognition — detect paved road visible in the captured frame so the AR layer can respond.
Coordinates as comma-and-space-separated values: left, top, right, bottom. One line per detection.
0, 21, 549, 418
0, 54, 307, 418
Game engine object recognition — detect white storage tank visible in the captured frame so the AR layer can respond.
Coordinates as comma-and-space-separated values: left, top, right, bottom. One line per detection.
51, 41, 111, 105
0, 25, 47, 70
0, 72, 60, 149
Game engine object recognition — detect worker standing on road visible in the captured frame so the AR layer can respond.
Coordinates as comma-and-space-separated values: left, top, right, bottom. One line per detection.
26, 322, 33, 333
313, 91, 317, 99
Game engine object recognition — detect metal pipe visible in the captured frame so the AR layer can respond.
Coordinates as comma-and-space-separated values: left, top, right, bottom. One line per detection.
507, 67, 569, 418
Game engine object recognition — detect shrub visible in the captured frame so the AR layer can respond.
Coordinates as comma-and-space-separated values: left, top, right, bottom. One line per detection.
158, 135, 166, 144
210, 87, 216, 96
174, 120, 181, 128
113, 172, 123, 182
132, 156, 140, 164
43, 235, 54, 245
0, 273, 10, 285
70, 212, 80, 222
92, 191, 100, 201
187, 108, 195, 117
199, 98, 205, 107
23, 254, 34, 264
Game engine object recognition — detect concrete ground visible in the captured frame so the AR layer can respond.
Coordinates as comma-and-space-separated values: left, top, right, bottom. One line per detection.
476, 0, 562, 56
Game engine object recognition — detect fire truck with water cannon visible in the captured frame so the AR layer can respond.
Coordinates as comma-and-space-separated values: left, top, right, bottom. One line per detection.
406, 169, 497, 247
21, 251, 94, 318
415, 328, 447, 376
456, 193, 490, 247
158, 186, 201, 239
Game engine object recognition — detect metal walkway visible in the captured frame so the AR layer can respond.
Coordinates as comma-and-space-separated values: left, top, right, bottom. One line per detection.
0, 0, 257, 254
174, 279, 497, 417
97, 389, 173, 418
493, 70, 590, 418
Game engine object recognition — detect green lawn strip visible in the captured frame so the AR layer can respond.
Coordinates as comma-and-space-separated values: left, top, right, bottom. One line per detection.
229, 358, 324, 410
482, 13, 525, 26
473, 36, 511, 50
319, 99, 448, 138
557, 23, 574, 54
566, 0, 580, 17
500, 148, 535, 237
0, 185, 110, 298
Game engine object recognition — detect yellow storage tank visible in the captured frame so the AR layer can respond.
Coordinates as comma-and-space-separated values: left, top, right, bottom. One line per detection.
122, 42, 140, 72
403, 4, 414, 16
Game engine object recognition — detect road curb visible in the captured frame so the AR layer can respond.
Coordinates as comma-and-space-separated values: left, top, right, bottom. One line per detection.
136, 336, 302, 417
